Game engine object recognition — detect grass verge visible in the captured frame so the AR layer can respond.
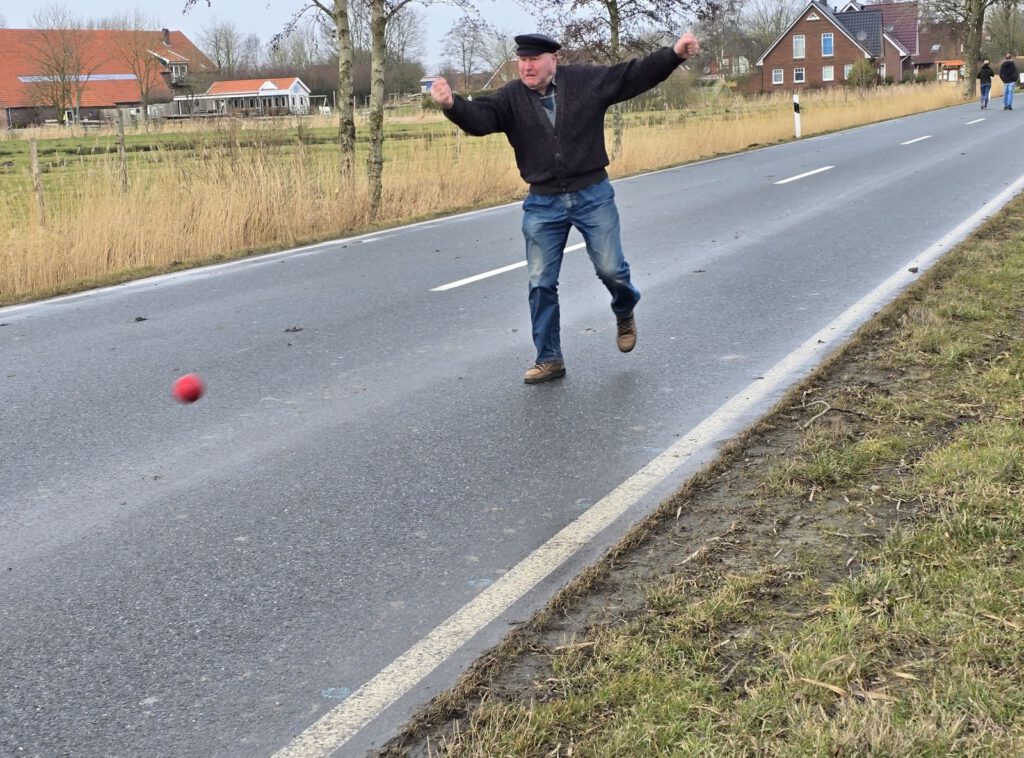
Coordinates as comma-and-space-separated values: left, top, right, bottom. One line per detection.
381, 171, 1024, 756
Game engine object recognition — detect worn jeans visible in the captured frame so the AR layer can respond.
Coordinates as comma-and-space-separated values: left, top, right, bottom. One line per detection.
980, 82, 991, 107
521, 179, 640, 363
1005, 81, 1016, 109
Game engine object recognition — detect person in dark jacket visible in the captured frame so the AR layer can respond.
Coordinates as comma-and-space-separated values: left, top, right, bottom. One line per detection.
978, 59, 994, 109
431, 31, 700, 383
999, 53, 1019, 110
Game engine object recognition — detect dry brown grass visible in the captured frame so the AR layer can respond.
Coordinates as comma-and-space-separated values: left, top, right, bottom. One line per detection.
0, 82, 965, 303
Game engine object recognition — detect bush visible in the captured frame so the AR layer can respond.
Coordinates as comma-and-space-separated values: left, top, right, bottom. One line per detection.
847, 59, 878, 88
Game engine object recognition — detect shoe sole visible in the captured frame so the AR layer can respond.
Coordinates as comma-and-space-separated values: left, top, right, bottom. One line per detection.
524, 368, 566, 384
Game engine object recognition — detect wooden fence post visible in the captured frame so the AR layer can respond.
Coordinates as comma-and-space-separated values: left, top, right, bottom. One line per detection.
116, 108, 129, 193
29, 139, 46, 223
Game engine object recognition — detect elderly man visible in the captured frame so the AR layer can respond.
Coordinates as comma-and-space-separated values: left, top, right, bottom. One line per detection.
431, 31, 700, 384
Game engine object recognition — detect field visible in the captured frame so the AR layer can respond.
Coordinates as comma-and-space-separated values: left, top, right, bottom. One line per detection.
0, 82, 964, 306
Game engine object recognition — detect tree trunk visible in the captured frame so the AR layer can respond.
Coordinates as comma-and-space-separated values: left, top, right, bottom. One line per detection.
963, 0, 986, 98
607, 1, 624, 159
367, 0, 387, 219
334, 0, 356, 184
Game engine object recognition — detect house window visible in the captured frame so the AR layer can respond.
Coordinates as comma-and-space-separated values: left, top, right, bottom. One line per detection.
794, 67, 806, 83
773, 68, 784, 85
822, 33, 833, 57
844, 63, 854, 79
823, 65, 834, 82
793, 35, 806, 59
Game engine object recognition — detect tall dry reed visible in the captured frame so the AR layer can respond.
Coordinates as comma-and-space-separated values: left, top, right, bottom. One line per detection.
0, 83, 964, 303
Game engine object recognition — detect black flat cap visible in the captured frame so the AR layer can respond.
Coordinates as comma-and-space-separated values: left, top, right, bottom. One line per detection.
514, 33, 561, 56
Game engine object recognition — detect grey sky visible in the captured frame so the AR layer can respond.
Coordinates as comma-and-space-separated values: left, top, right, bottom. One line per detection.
4, 1, 537, 71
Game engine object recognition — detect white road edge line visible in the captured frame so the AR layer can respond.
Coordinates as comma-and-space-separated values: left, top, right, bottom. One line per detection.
431, 243, 587, 291
965, 118, 986, 125
773, 165, 834, 185
273, 171, 1024, 758
901, 135, 932, 145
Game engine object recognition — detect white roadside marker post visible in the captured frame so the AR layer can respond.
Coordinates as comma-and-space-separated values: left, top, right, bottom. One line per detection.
794, 92, 801, 138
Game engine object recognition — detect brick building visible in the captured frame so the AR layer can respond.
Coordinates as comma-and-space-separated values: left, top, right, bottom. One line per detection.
755, 1, 909, 91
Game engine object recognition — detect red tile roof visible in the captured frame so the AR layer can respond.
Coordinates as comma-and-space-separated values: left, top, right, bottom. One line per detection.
0, 28, 213, 109
206, 78, 304, 96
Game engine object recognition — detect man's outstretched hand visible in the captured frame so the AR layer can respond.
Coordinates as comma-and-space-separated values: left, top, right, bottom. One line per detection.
674, 33, 699, 60
430, 77, 454, 109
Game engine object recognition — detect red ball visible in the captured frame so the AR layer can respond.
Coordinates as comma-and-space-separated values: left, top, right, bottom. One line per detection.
172, 373, 205, 403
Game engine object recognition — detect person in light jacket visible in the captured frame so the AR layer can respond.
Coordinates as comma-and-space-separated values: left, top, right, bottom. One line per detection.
978, 59, 994, 109
431, 32, 699, 383
999, 53, 1019, 110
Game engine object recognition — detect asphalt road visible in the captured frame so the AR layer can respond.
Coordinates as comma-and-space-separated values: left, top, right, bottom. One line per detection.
3, 102, 1024, 757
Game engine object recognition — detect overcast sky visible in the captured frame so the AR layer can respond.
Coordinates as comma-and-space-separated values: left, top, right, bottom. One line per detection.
3, 1, 538, 72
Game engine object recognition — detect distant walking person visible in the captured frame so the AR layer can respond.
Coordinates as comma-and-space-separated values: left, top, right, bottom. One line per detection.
978, 59, 994, 109
1000, 53, 1019, 110
430, 32, 700, 384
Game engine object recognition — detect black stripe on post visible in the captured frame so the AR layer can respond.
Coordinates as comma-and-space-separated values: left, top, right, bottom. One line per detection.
793, 101, 801, 114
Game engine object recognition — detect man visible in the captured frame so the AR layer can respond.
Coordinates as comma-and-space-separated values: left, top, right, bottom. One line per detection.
430, 31, 700, 384
999, 53, 1019, 110
977, 59, 994, 109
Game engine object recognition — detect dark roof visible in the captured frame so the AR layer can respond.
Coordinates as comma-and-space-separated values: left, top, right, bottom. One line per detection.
836, 9, 884, 57
875, 2, 919, 56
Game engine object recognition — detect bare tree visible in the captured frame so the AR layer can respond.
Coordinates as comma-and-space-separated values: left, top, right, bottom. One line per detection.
480, 28, 518, 88
29, 6, 105, 124
238, 34, 265, 74
266, 16, 328, 69
442, 15, 491, 89
693, 0, 743, 77
385, 6, 426, 63
96, 10, 166, 126
365, 0, 473, 218
0, 13, 9, 28
199, 19, 247, 77
743, 0, 802, 57
984, 2, 1024, 61
184, 0, 357, 184
921, 0, 1001, 95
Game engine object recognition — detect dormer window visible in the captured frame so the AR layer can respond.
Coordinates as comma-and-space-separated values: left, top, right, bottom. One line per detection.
171, 64, 187, 84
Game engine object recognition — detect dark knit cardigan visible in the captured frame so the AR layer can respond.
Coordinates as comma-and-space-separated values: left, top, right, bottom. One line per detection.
443, 47, 685, 195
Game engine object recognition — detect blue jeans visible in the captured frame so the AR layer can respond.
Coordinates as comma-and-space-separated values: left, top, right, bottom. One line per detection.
521, 179, 640, 363
980, 82, 991, 107
1004, 81, 1016, 108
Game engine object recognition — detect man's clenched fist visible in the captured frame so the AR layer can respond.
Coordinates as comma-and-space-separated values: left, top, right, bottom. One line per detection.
430, 77, 454, 109
674, 33, 699, 60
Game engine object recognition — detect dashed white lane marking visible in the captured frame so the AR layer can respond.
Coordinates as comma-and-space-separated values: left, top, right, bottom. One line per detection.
966, 118, 986, 125
901, 135, 932, 145
273, 170, 1024, 758
773, 165, 834, 184
431, 243, 587, 291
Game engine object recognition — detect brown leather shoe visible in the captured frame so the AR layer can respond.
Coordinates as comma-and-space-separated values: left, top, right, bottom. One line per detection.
523, 360, 566, 384
616, 313, 637, 352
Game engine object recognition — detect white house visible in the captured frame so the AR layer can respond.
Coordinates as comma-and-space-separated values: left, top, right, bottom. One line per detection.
173, 77, 311, 116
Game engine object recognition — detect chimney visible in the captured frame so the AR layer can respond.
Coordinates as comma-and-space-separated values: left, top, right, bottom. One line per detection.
162, 28, 170, 45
